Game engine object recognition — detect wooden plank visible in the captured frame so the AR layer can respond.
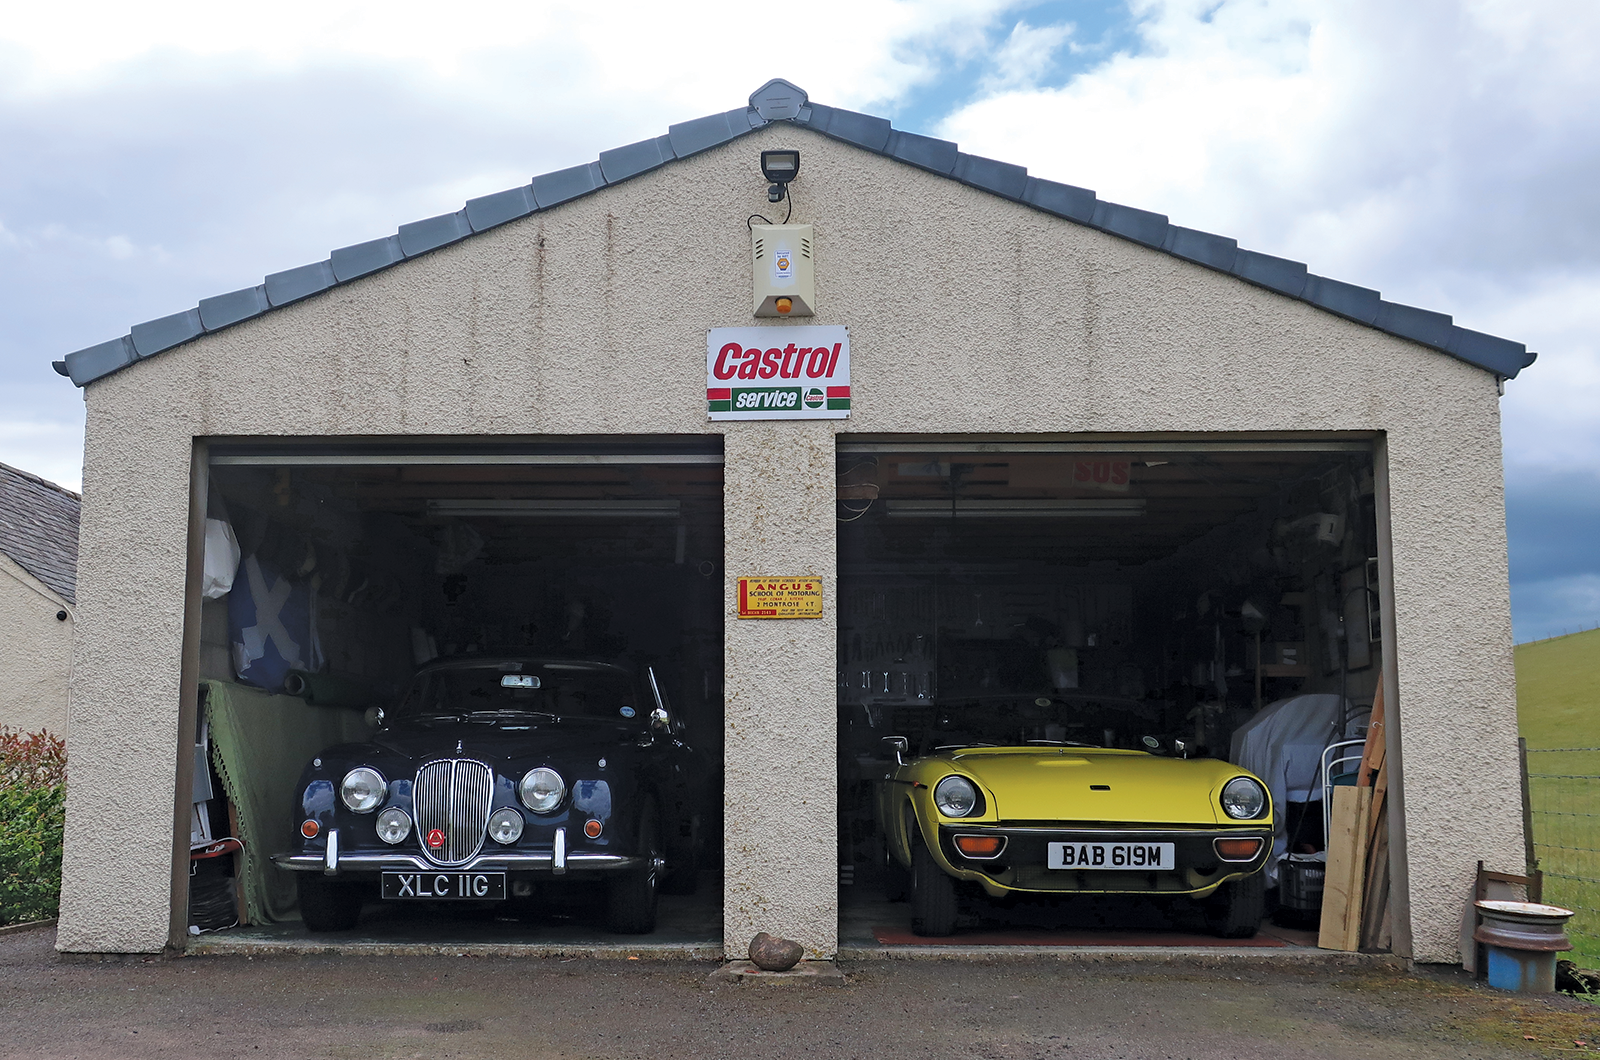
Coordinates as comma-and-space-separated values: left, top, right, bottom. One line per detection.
1319, 784, 1372, 951
1360, 788, 1390, 950
1357, 678, 1386, 787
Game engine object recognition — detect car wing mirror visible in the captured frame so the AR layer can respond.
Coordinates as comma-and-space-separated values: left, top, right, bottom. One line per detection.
883, 735, 909, 765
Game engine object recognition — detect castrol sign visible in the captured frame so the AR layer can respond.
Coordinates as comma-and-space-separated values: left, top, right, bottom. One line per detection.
707, 325, 849, 420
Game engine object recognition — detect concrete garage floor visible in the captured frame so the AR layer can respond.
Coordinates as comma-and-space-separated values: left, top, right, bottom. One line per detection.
8, 923, 1600, 1060
193, 874, 1318, 960
191, 872, 725, 958
838, 885, 1319, 957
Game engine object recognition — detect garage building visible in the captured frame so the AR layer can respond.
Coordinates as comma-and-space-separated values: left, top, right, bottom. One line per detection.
52, 80, 1534, 963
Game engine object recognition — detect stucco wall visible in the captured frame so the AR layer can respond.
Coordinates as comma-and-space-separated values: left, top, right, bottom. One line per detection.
59, 123, 1521, 961
0, 555, 72, 735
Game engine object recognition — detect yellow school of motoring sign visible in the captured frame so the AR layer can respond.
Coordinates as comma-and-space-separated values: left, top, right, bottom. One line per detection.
736, 576, 824, 619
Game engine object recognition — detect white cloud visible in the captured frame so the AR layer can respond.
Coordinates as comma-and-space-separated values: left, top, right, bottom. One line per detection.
980, 21, 1076, 94
937, 0, 1600, 472
0, 416, 84, 493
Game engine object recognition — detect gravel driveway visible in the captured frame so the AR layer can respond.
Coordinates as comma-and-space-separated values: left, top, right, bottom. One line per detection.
5, 924, 1600, 1060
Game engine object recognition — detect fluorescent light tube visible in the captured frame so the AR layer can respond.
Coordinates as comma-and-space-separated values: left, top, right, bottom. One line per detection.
426, 499, 682, 518
884, 499, 1146, 518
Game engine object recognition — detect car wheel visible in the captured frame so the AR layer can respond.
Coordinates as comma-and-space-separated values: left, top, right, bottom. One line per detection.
882, 835, 909, 903
910, 841, 957, 937
606, 802, 661, 934
661, 814, 699, 896
1203, 870, 1266, 939
297, 874, 363, 932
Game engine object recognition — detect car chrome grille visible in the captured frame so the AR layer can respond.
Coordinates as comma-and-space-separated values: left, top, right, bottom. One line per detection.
412, 759, 493, 866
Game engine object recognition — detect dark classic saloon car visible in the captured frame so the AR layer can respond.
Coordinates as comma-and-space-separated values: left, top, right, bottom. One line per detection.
876, 696, 1274, 939
273, 658, 703, 933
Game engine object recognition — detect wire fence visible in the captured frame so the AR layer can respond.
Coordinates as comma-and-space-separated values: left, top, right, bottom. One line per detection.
1527, 748, 1600, 962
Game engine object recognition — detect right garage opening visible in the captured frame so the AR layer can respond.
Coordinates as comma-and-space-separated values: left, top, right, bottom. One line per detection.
836, 438, 1387, 950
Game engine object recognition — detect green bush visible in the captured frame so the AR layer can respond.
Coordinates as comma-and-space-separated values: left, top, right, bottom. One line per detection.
0, 728, 67, 925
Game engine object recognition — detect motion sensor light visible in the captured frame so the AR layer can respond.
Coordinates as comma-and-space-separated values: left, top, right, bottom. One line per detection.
761, 150, 800, 202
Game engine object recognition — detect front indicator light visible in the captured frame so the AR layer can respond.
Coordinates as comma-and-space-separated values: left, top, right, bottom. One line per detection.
933, 775, 981, 818
584, 819, 603, 838
376, 808, 411, 845
953, 834, 1005, 859
489, 808, 524, 845
1214, 837, 1264, 861
301, 819, 319, 839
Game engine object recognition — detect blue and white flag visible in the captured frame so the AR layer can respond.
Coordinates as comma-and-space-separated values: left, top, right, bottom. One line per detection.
228, 554, 322, 691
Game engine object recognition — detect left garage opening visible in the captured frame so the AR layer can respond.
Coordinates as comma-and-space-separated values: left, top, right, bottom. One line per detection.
186, 438, 723, 950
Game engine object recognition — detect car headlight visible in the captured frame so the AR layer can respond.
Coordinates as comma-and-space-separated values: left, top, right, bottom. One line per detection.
933, 775, 981, 818
488, 807, 525, 845
340, 767, 387, 813
519, 767, 566, 813
1221, 776, 1268, 820
376, 807, 411, 844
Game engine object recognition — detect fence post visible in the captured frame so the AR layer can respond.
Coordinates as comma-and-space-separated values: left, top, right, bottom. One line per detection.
1519, 737, 1537, 874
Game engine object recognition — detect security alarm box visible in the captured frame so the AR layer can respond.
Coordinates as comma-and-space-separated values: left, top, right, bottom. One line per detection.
752, 224, 815, 317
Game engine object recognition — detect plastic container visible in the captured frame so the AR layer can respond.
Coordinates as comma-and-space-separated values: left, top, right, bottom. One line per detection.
1473, 900, 1575, 992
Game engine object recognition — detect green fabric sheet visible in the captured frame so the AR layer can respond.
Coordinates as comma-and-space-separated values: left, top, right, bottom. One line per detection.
204, 680, 371, 924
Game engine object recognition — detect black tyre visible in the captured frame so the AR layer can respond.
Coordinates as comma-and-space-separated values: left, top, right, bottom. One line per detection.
882, 836, 910, 903
661, 813, 699, 896
910, 841, 957, 937
1204, 870, 1266, 939
297, 874, 363, 932
607, 803, 661, 934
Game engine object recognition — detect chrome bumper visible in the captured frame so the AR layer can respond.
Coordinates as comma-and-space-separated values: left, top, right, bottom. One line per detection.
271, 850, 641, 874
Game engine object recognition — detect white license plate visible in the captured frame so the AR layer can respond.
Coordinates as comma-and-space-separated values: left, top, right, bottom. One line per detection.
1047, 841, 1175, 871
381, 871, 506, 900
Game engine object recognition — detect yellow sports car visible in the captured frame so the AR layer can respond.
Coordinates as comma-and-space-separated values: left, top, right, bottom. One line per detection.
875, 721, 1274, 938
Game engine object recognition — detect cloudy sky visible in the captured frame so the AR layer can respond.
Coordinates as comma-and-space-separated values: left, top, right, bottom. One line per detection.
1, 0, 1594, 641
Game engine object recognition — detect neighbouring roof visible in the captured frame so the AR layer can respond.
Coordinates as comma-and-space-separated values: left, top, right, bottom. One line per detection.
0, 462, 81, 604
55, 78, 1536, 387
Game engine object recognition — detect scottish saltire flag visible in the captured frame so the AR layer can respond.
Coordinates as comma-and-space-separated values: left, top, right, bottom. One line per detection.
228, 554, 322, 691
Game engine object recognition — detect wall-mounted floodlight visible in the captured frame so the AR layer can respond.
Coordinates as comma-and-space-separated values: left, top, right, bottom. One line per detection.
761, 150, 800, 203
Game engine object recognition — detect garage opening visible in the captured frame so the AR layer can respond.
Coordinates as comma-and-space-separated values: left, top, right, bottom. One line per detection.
187, 438, 723, 950
835, 438, 1387, 951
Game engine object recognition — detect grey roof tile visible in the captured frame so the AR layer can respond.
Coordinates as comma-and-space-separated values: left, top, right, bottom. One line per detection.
131, 308, 204, 357
1161, 226, 1238, 271
532, 161, 605, 208
264, 260, 336, 306
800, 103, 892, 152
1303, 274, 1380, 324
331, 235, 404, 282
1091, 201, 1168, 247
598, 135, 676, 183
1374, 300, 1453, 349
398, 210, 472, 257
1231, 249, 1308, 298
886, 129, 959, 175
1446, 326, 1536, 376
1022, 177, 1096, 223
952, 153, 1028, 201
0, 461, 80, 604
63, 336, 136, 386
198, 285, 270, 331
54, 80, 1536, 383
465, 185, 536, 232
668, 108, 757, 158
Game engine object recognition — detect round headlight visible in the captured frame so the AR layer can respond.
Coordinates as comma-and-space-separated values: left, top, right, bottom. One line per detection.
376, 807, 411, 844
933, 775, 980, 818
519, 767, 566, 813
340, 767, 387, 813
488, 807, 525, 845
1221, 776, 1268, 820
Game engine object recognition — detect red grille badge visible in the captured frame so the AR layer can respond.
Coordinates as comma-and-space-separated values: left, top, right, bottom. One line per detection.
426, 828, 446, 849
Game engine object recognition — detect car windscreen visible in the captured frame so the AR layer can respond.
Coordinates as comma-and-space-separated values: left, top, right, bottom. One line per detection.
395, 664, 639, 723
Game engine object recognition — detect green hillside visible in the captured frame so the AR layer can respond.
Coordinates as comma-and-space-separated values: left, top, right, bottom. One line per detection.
1517, 627, 1600, 749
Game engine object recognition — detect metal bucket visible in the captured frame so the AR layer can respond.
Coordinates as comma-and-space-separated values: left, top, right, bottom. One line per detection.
1473, 900, 1575, 992
1281, 854, 1326, 913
